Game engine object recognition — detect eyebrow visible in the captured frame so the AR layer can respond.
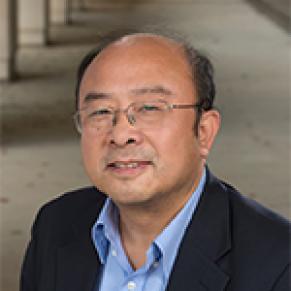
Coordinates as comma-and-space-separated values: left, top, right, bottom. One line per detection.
83, 85, 174, 104
83, 92, 112, 103
130, 85, 174, 96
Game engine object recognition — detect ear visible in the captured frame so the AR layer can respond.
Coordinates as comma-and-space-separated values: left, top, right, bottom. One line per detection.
197, 109, 221, 160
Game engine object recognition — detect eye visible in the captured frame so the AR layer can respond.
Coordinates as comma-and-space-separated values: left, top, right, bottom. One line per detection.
139, 104, 163, 112
88, 108, 113, 118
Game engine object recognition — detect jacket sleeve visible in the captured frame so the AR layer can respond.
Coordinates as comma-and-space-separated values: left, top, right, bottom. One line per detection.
20, 240, 36, 291
271, 264, 291, 291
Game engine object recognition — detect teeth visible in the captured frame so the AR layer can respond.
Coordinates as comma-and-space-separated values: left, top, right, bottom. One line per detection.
114, 162, 139, 169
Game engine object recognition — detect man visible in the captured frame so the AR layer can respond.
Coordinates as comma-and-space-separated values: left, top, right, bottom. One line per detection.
20, 32, 290, 291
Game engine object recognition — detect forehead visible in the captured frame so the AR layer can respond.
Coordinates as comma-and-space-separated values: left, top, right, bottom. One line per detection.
79, 35, 196, 102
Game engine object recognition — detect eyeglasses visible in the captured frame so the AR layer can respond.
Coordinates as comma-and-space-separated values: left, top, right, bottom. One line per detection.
73, 99, 203, 134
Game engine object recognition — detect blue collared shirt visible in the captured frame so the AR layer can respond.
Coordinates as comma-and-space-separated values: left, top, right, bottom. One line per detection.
92, 169, 206, 291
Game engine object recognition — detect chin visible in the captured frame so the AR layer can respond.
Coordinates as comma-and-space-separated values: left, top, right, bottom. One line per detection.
105, 185, 156, 207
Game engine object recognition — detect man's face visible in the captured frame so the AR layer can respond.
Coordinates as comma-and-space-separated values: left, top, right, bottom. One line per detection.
79, 35, 207, 208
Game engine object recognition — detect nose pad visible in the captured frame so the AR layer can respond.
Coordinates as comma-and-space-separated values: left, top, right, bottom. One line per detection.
127, 114, 136, 125
112, 111, 136, 127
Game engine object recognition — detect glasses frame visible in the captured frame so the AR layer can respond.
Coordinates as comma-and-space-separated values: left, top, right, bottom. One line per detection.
73, 99, 204, 134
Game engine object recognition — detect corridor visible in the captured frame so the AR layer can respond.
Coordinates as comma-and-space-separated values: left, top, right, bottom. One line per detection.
0, 0, 290, 290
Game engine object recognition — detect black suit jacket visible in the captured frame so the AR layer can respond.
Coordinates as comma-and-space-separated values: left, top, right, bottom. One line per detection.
20, 170, 291, 291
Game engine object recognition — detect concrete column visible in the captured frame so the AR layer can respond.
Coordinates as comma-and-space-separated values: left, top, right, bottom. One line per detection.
18, 0, 49, 46
0, 0, 17, 80
50, 0, 69, 24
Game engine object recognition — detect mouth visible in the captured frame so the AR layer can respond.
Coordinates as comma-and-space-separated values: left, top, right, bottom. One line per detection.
106, 160, 152, 177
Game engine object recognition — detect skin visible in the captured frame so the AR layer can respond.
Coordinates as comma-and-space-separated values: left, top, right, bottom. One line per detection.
79, 34, 220, 269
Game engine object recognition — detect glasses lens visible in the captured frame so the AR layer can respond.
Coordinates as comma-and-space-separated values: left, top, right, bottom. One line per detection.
132, 100, 169, 126
75, 100, 171, 134
79, 105, 114, 132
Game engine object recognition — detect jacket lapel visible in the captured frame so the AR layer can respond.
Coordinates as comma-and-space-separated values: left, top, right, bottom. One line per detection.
56, 237, 101, 291
166, 248, 229, 291
166, 170, 231, 291
56, 192, 106, 291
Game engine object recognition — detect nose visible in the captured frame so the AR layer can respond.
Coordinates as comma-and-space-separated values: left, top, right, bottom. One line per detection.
108, 112, 143, 147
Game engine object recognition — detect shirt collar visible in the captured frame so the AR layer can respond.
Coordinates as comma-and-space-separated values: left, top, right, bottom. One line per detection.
92, 198, 119, 264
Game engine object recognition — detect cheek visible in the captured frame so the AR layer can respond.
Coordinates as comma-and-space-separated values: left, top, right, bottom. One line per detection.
81, 135, 103, 172
152, 122, 199, 168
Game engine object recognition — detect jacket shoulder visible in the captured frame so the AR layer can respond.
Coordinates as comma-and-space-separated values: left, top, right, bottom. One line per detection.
220, 180, 290, 273
21, 187, 105, 290
39, 186, 105, 218
223, 180, 290, 238
31, 187, 106, 244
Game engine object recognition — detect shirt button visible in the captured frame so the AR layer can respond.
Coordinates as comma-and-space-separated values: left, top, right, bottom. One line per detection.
153, 261, 159, 268
111, 249, 117, 257
127, 281, 136, 290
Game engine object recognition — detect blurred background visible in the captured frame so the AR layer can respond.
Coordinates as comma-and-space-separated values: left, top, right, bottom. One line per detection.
0, 0, 290, 290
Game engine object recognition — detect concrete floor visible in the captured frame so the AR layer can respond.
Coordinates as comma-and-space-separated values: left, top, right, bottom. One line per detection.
0, 0, 290, 290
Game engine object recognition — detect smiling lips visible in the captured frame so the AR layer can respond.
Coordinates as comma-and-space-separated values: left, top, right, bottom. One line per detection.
107, 160, 152, 173
107, 160, 152, 169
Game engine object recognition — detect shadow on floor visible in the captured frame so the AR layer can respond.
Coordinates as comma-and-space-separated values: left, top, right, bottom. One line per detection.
245, 0, 290, 32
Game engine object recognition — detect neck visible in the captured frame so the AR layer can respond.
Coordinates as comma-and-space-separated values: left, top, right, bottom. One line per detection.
115, 167, 204, 269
